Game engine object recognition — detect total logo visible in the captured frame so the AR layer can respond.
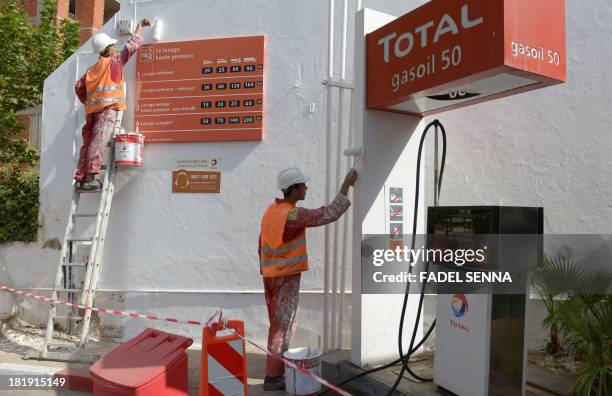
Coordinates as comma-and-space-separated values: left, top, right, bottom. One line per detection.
449, 293, 470, 333
451, 293, 468, 317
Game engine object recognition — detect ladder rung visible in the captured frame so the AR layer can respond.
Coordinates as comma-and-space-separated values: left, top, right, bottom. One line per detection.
62, 263, 87, 267
54, 288, 83, 292
68, 237, 93, 243
72, 212, 98, 217
77, 188, 102, 194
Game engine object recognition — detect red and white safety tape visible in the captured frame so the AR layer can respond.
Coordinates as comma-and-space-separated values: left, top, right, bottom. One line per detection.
0, 283, 213, 326
0, 283, 352, 396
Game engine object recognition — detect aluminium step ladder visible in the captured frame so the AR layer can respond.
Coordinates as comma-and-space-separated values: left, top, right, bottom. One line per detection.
25, 112, 123, 363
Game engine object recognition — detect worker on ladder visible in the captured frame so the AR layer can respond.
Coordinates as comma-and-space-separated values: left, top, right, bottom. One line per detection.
259, 167, 358, 391
73, 18, 152, 190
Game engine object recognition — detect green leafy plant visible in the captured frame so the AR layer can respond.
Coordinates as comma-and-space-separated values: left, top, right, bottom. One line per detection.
0, 161, 40, 242
532, 257, 612, 395
530, 256, 582, 355
0, 0, 80, 242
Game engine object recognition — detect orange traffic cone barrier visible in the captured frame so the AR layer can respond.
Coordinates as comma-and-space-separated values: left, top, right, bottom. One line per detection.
201, 319, 248, 396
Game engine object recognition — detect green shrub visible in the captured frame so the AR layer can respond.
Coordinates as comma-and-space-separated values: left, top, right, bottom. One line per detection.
0, 162, 39, 242
533, 257, 612, 395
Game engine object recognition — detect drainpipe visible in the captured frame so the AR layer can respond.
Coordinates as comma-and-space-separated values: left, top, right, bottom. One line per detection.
337, 0, 358, 342
331, 0, 349, 351
324, 0, 336, 353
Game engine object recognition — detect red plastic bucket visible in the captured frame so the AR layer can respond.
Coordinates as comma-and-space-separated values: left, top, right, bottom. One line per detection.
114, 133, 144, 166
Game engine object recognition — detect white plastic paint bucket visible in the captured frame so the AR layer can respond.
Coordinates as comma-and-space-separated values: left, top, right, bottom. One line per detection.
283, 347, 322, 396
114, 132, 144, 166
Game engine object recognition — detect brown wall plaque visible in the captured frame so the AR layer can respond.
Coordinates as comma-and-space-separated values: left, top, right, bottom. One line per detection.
172, 170, 221, 193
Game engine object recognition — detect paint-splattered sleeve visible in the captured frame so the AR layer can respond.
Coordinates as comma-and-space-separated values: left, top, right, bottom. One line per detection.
283, 194, 350, 241
109, 33, 144, 83
120, 33, 144, 66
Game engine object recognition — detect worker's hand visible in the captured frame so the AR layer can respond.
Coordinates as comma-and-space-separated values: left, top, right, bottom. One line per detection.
140, 18, 152, 27
339, 169, 357, 196
344, 169, 358, 186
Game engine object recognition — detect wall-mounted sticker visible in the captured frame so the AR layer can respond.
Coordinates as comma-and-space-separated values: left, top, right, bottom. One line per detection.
172, 170, 221, 193
174, 158, 221, 170
390, 205, 403, 222
390, 223, 403, 239
389, 187, 403, 204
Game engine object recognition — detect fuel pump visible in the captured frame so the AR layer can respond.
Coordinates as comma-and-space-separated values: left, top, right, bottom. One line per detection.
428, 206, 543, 396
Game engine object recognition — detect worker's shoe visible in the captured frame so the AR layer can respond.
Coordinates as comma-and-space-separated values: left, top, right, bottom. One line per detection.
263, 376, 285, 391
79, 179, 103, 191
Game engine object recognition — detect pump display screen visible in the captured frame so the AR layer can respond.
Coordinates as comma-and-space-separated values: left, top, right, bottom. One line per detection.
135, 36, 265, 142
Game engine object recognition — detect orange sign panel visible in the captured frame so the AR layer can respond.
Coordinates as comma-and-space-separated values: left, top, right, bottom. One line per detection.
172, 170, 221, 193
136, 36, 265, 142
366, 0, 565, 116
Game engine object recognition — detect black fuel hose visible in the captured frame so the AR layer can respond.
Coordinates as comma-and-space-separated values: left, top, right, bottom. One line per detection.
387, 119, 446, 394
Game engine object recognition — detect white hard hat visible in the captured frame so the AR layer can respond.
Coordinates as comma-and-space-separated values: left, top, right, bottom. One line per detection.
92, 33, 117, 54
277, 167, 310, 190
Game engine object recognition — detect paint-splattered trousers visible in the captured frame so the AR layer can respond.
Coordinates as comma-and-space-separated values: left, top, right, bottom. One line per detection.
74, 108, 119, 183
263, 273, 301, 377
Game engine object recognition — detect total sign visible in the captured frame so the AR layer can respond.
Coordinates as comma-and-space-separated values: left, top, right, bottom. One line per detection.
366, 0, 566, 116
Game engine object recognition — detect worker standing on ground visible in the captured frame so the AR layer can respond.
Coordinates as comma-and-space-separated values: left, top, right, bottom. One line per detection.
259, 167, 358, 391
73, 19, 152, 189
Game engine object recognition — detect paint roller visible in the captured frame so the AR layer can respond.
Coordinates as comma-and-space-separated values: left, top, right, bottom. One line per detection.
343, 146, 363, 167
152, 18, 163, 42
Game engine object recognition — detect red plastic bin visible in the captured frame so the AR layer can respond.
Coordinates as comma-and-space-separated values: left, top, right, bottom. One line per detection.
90, 328, 193, 395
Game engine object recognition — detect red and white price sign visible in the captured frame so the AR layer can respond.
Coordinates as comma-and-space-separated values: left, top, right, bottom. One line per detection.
135, 36, 265, 143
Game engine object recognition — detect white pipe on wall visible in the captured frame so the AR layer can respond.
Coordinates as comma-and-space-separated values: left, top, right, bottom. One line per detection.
323, 0, 336, 353
331, 0, 350, 351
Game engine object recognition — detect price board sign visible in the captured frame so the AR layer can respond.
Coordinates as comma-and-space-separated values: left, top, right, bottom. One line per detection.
135, 36, 265, 142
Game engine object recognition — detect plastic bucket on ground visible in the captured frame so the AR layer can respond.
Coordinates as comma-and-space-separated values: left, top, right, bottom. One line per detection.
114, 132, 144, 166
283, 347, 322, 396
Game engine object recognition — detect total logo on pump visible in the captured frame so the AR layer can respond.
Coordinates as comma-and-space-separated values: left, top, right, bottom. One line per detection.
449, 293, 470, 333
450, 293, 468, 317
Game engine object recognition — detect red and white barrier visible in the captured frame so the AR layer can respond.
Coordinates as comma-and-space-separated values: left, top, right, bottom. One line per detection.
201, 320, 248, 396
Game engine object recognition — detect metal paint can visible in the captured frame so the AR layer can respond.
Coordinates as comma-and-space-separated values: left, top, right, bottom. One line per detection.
114, 133, 144, 166
284, 347, 322, 396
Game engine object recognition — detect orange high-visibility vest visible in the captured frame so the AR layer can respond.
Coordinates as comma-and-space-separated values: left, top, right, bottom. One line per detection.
260, 201, 308, 277
84, 57, 126, 115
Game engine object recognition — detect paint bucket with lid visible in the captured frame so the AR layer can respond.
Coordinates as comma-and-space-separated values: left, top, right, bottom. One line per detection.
114, 131, 144, 166
283, 346, 322, 396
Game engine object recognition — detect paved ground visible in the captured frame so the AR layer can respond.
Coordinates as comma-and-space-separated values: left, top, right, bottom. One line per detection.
322, 349, 573, 396
0, 324, 574, 396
